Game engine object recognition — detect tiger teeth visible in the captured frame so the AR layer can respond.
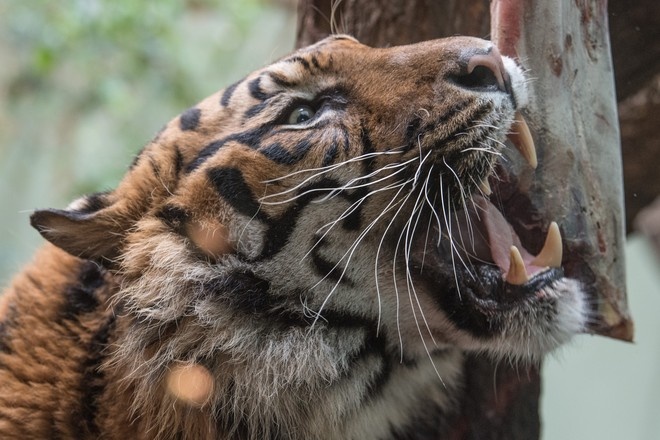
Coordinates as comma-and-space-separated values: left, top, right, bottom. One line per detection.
479, 179, 492, 196
507, 112, 537, 169
531, 222, 563, 268
506, 246, 529, 285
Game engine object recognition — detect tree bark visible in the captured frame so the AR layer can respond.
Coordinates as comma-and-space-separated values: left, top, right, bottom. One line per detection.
491, 0, 630, 341
610, 0, 660, 235
296, 0, 490, 48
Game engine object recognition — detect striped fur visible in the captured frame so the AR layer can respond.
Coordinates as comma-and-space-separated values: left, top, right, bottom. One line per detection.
0, 35, 587, 439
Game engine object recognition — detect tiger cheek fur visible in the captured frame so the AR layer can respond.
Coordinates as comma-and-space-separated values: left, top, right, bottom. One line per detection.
2, 35, 588, 439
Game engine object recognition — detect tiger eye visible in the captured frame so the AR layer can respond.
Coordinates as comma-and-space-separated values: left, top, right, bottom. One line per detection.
287, 105, 315, 124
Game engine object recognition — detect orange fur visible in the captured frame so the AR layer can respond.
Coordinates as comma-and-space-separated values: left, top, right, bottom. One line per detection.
0, 34, 586, 440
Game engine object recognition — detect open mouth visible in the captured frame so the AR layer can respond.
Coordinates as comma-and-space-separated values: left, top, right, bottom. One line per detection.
413, 112, 565, 304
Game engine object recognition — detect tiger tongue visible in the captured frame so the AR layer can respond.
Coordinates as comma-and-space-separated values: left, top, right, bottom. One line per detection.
471, 196, 535, 279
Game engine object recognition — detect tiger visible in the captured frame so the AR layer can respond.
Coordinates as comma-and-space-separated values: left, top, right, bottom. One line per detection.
0, 35, 588, 439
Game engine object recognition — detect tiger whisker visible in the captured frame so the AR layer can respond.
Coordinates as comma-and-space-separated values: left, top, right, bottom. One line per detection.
262, 150, 402, 184
484, 136, 507, 150
304, 179, 409, 261
310, 180, 414, 331
373, 180, 417, 336
402, 176, 439, 348
439, 176, 471, 298
260, 154, 412, 205
389, 186, 419, 361
461, 146, 502, 156
442, 158, 470, 207
316, 159, 417, 202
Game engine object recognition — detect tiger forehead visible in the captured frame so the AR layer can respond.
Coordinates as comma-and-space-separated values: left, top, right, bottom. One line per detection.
264, 40, 364, 91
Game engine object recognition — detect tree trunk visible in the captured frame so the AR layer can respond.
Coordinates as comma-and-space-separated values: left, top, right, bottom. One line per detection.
491, 0, 630, 341
296, 0, 630, 438
610, 0, 660, 235
296, 0, 490, 48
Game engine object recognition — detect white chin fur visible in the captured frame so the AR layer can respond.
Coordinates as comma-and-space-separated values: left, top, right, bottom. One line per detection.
503, 278, 589, 362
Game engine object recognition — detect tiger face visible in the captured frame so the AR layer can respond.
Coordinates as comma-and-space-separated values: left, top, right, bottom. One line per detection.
31, 35, 587, 438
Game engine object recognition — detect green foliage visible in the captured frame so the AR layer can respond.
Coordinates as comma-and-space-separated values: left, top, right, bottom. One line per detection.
0, 0, 295, 283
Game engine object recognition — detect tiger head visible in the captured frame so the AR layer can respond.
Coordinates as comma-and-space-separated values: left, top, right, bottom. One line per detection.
31, 35, 587, 437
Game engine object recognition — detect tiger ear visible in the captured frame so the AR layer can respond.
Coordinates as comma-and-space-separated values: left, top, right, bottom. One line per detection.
30, 195, 127, 264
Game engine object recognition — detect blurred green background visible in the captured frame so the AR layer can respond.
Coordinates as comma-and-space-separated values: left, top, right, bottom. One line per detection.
0, 2, 658, 439
0, 0, 296, 283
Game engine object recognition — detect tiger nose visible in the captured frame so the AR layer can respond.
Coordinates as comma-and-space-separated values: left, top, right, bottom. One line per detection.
455, 46, 512, 95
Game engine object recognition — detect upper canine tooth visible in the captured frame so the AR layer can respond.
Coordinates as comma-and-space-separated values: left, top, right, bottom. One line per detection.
506, 246, 529, 285
507, 112, 538, 169
531, 222, 563, 268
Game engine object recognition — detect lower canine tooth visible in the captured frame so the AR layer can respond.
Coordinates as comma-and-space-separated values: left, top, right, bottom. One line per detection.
507, 112, 538, 169
506, 246, 529, 285
531, 222, 563, 268
479, 179, 492, 196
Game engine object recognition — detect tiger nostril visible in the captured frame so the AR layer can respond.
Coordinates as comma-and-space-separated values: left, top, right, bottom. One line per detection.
454, 47, 511, 94
457, 64, 502, 90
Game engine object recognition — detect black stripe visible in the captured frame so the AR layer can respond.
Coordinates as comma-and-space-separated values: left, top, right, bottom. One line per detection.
260, 143, 297, 165
322, 139, 338, 166
179, 107, 201, 131
248, 76, 269, 101
310, 236, 354, 286
0, 322, 9, 354
207, 167, 266, 220
244, 101, 270, 119
186, 139, 227, 173
205, 166, 362, 262
149, 155, 161, 178
341, 123, 351, 153
61, 261, 104, 320
359, 331, 391, 403
257, 178, 338, 259
0, 306, 16, 354
186, 126, 270, 173
267, 71, 296, 88
257, 178, 365, 259
260, 138, 313, 165
220, 79, 243, 107
173, 145, 184, 177
429, 101, 490, 147
286, 56, 311, 70
76, 313, 117, 438
311, 55, 320, 69
156, 205, 190, 233
204, 270, 310, 329
342, 187, 365, 231
206, 271, 385, 335
422, 100, 470, 133
360, 124, 376, 174
428, 265, 499, 338
315, 309, 395, 403
74, 192, 110, 215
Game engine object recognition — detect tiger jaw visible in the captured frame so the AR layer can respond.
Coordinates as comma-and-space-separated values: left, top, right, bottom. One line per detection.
449, 112, 563, 287
405, 54, 585, 356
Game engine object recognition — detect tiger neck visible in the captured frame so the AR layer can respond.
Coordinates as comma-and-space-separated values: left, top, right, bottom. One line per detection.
108, 304, 464, 440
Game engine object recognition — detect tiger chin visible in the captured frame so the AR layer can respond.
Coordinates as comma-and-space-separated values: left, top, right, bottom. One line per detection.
0, 35, 588, 439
